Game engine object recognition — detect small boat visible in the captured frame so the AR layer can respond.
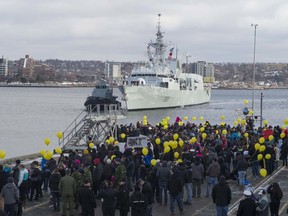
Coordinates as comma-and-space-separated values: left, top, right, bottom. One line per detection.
119, 14, 211, 111
84, 79, 121, 111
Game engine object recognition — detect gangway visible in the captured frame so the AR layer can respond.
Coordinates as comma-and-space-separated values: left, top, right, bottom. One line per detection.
59, 104, 126, 151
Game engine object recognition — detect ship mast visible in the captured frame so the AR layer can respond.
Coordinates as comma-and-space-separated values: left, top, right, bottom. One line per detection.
155, 14, 165, 63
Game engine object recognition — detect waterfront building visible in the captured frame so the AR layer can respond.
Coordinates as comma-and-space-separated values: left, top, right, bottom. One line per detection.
0, 56, 8, 77
191, 61, 215, 83
18, 55, 36, 81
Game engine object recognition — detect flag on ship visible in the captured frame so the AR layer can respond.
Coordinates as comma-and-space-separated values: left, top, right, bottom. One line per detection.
168, 47, 174, 60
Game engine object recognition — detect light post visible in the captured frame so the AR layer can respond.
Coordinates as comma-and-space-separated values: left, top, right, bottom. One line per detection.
251, 23, 258, 120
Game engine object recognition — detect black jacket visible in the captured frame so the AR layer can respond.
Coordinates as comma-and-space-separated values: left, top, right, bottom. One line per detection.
99, 186, 116, 210
142, 182, 153, 205
236, 197, 257, 216
116, 185, 130, 212
130, 191, 147, 216
0, 171, 10, 192
168, 174, 183, 196
78, 185, 97, 210
49, 172, 61, 192
211, 180, 231, 206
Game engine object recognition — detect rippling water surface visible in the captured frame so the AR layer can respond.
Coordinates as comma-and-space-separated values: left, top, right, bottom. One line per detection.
1, 87, 287, 158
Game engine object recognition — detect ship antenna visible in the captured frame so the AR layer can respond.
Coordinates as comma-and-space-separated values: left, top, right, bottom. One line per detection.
157, 14, 161, 33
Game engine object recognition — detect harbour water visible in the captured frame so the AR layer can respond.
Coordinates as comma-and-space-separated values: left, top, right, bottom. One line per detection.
1, 87, 287, 159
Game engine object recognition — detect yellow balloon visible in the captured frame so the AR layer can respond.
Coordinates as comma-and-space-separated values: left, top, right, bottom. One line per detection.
192, 116, 197, 121
105, 139, 111, 144
0, 150, 6, 159
190, 137, 197, 143
120, 133, 126, 139
162, 120, 168, 126
171, 141, 178, 149
111, 155, 116, 160
178, 121, 183, 126
265, 154, 271, 160
166, 116, 170, 121
259, 137, 265, 144
43, 153, 51, 160
109, 137, 115, 143
177, 159, 183, 163
257, 154, 263, 160
234, 121, 238, 125
244, 100, 249, 105
56, 131, 63, 139
199, 116, 204, 121
268, 135, 273, 142
83, 149, 89, 155
221, 115, 225, 120
244, 133, 249, 138
284, 118, 288, 125
260, 168, 267, 177
155, 138, 161, 145
249, 110, 254, 115
55, 147, 62, 154
183, 116, 188, 121
173, 133, 179, 140
237, 118, 241, 123
241, 119, 246, 125
164, 141, 170, 148
263, 120, 269, 125
44, 138, 50, 146
163, 125, 168, 130
280, 132, 285, 139
151, 159, 157, 166
220, 122, 225, 126
40, 149, 46, 156
114, 141, 119, 145
142, 147, 148, 156
179, 140, 184, 147
222, 130, 227, 135
200, 127, 205, 132
47, 150, 53, 158
143, 115, 147, 120
164, 147, 171, 153
89, 143, 94, 148
254, 143, 260, 150
259, 145, 266, 152
202, 133, 207, 139
174, 152, 179, 158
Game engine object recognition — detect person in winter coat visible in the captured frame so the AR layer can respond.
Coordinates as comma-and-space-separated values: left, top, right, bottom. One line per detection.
206, 158, 221, 197
140, 179, 154, 216
267, 182, 283, 216
78, 179, 97, 216
183, 162, 192, 205
1, 177, 19, 216
29, 161, 42, 201
71, 165, 83, 210
0, 165, 9, 193
59, 169, 76, 216
190, 157, 204, 198
49, 168, 61, 211
130, 185, 147, 216
167, 171, 184, 216
114, 159, 127, 189
236, 190, 257, 216
98, 180, 116, 216
235, 155, 248, 191
211, 175, 231, 216
116, 179, 130, 216
92, 158, 103, 195
156, 160, 170, 206
17, 164, 29, 204
126, 156, 135, 191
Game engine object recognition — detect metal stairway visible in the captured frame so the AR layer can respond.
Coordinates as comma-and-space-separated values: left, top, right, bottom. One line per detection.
59, 104, 126, 151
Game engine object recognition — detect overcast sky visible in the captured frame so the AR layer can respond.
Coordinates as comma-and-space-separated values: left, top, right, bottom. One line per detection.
1, 0, 287, 63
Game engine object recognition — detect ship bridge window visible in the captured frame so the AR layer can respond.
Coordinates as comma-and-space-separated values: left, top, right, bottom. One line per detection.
160, 82, 168, 88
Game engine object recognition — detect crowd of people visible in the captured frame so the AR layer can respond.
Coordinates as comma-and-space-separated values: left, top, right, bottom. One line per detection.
0, 117, 288, 216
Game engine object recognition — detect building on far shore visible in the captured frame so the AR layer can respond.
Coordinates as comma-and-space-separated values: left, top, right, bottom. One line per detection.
18, 55, 36, 82
191, 61, 215, 83
0, 56, 8, 77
